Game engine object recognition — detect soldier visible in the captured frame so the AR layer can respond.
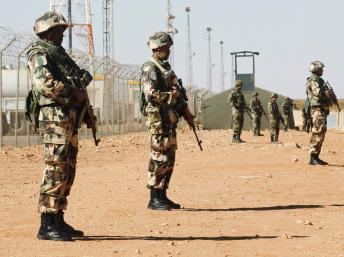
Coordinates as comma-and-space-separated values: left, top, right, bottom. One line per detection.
141, 32, 195, 210
306, 61, 337, 165
268, 93, 283, 143
27, 12, 92, 240
249, 92, 265, 136
281, 96, 291, 131
302, 99, 312, 132
228, 80, 249, 143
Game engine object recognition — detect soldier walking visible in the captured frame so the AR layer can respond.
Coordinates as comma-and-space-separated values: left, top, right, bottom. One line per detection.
141, 32, 195, 210
228, 80, 249, 143
306, 61, 337, 165
268, 93, 283, 143
249, 92, 265, 136
27, 12, 92, 240
281, 96, 291, 131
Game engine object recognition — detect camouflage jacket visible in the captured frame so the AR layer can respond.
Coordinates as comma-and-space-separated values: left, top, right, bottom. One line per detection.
281, 99, 291, 115
268, 100, 282, 120
306, 73, 332, 108
249, 96, 263, 115
228, 89, 247, 111
27, 39, 83, 107
141, 58, 187, 134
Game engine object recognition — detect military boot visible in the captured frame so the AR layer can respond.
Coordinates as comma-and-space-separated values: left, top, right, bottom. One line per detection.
316, 155, 328, 165
160, 189, 181, 209
238, 135, 245, 143
309, 153, 327, 165
56, 210, 84, 237
37, 213, 72, 241
253, 129, 258, 136
147, 189, 170, 210
232, 134, 240, 143
257, 128, 264, 136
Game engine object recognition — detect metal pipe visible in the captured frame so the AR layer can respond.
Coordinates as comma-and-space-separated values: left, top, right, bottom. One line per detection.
0, 36, 16, 149
15, 44, 31, 147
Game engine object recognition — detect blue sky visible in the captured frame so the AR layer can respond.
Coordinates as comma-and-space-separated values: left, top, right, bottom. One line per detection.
1, 0, 344, 98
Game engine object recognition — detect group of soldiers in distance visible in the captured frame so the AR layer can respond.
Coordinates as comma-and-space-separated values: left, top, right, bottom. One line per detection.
228, 60, 339, 168
228, 80, 293, 144
25, 9, 339, 242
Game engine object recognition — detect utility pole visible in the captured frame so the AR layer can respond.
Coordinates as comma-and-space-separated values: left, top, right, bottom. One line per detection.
67, 0, 72, 53
167, 0, 177, 68
103, 0, 114, 124
103, 0, 114, 72
220, 41, 225, 91
206, 27, 212, 92
185, 7, 193, 88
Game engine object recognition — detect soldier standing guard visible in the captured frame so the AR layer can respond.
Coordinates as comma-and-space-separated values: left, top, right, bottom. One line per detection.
281, 96, 291, 131
141, 32, 195, 210
27, 12, 93, 240
268, 93, 283, 143
306, 61, 337, 165
228, 80, 249, 143
249, 92, 264, 136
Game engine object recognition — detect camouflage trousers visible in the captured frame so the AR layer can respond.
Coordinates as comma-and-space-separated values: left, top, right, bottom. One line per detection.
251, 113, 261, 134
38, 107, 79, 214
283, 114, 289, 131
310, 107, 327, 155
269, 118, 280, 141
232, 108, 244, 135
147, 130, 177, 190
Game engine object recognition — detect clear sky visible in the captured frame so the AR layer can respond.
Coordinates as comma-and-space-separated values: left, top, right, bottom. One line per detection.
1, 0, 344, 98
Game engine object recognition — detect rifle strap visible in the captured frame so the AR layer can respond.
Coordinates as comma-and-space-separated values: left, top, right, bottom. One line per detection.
150, 57, 168, 75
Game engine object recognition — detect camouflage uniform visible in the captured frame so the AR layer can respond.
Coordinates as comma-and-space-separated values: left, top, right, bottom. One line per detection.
142, 58, 180, 190
268, 93, 283, 143
27, 16, 89, 214
281, 97, 291, 131
142, 32, 193, 211
249, 93, 264, 136
302, 99, 311, 132
28, 11, 90, 241
306, 61, 335, 165
228, 80, 248, 143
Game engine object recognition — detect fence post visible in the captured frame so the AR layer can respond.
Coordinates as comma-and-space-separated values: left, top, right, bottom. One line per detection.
0, 33, 16, 149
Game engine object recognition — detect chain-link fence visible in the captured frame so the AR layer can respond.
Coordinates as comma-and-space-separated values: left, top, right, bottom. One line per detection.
0, 27, 210, 148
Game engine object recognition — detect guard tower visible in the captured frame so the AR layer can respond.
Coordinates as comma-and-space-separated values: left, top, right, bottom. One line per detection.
230, 51, 259, 91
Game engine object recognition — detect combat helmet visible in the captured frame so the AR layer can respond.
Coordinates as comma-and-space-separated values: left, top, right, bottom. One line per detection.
34, 11, 69, 35
271, 93, 277, 98
235, 80, 243, 87
147, 32, 173, 49
309, 61, 324, 73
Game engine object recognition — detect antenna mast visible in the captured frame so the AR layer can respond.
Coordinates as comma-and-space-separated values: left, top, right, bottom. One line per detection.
185, 7, 193, 88
167, 0, 177, 68
206, 27, 213, 92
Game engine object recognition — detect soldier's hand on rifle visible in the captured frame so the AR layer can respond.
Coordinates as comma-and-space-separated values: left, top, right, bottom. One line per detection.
172, 86, 180, 98
72, 87, 86, 106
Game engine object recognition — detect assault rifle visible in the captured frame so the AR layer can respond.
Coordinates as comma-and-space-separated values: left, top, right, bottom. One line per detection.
325, 81, 341, 112
261, 108, 268, 119
150, 57, 203, 151
68, 69, 100, 146
178, 79, 203, 151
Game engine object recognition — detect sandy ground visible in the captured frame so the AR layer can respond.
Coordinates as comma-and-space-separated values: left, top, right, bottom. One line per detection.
1, 128, 344, 257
